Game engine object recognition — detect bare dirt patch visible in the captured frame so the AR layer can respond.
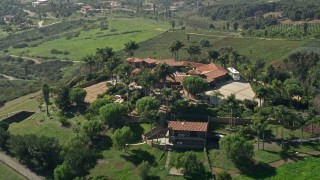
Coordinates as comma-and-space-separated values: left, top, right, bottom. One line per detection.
84, 81, 108, 103
212, 167, 240, 176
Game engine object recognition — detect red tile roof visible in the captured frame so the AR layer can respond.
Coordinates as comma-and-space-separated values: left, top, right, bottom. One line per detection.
197, 64, 226, 73
127, 57, 227, 82
166, 75, 188, 83
168, 121, 208, 132
203, 69, 228, 82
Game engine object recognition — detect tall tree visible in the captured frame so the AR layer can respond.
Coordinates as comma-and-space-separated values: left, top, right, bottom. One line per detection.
175, 151, 205, 178
99, 103, 128, 126
96, 47, 115, 70
154, 63, 175, 89
182, 76, 209, 98
171, 20, 175, 32
186, 45, 201, 61
42, 83, 50, 116
208, 50, 220, 63
69, 88, 87, 109
223, 94, 241, 127
169, 40, 185, 60
83, 55, 95, 75
138, 68, 155, 95
112, 126, 134, 151
124, 41, 139, 57
219, 133, 253, 166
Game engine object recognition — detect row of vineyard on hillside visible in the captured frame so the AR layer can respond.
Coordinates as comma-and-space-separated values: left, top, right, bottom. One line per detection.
242, 23, 320, 39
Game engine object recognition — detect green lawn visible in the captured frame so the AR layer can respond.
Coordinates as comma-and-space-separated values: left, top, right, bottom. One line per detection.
89, 144, 167, 179
0, 93, 78, 145
0, 162, 26, 180
208, 149, 237, 170
7, 110, 78, 145
270, 157, 320, 180
254, 150, 283, 164
8, 17, 169, 60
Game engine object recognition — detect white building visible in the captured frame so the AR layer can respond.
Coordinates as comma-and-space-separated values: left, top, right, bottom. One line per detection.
32, 0, 49, 7
227, 67, 241, 81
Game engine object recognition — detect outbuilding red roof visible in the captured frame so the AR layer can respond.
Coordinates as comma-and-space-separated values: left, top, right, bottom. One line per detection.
168, 121, 208, 132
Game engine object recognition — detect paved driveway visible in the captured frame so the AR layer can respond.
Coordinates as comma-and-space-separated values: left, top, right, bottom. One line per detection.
206, 79, 257, 102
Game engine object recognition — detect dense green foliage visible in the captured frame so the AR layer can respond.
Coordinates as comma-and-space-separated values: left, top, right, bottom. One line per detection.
7, 134, 60, 173
182, 76, 209, 96
99, 103, 128, 126
175, 151, 206, 178
219, 134, 254, 166
112, 126, 134, 151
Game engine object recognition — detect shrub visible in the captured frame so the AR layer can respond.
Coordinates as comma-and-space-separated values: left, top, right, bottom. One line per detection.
12, 43, 28, 48
138, 161, 151, 180
51, 49, 63, 54
216, 171, 232, 180
199, 39, 210, 47
59, 115, 70, 127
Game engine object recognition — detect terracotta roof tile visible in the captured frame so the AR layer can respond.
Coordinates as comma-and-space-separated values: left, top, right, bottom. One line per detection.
203, 70, 227, 82
166, 75, 188, 83
168, 121, 208, 132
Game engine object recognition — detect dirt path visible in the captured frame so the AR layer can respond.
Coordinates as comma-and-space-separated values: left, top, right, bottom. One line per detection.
0, 74, 21, 81
212, 167, 240, 176
165, 151, 172, 169
7, 55, 82, 64
0, 151, 43, 180
38, 21, 43, 27
7, 55, 41, 64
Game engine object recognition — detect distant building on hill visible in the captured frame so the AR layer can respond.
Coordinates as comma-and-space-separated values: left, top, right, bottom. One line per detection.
3, 15, 14, 22
32, 0, 49, 7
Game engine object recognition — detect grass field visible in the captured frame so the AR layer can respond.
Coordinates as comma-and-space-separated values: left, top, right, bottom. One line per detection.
270, 157, 320, 180
7, 17, 169, 60
0, 93, 76, 145
0, 162, 26, 180
133, 30, 308, 63
89, 144, 167, 179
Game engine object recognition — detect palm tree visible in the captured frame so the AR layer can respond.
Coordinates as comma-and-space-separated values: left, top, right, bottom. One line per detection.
255, 86, 269, 106
186, 45, 201, 61
83, 55, 95, 75
124, 41, 139, 57
252, 112, 268, 150
162, 88, 173, 116
154, 63, 175, 89
42, 84, 50, 116
115, 63, 133, 101
272, 105, 300, 149
105, 56, 122, 83
96, 47, 115, 70
210, 90, 224, 107
230, 51, 240, 67
169, 40, 184, 60
139, 68, 155, 96
224, 94, 240, 128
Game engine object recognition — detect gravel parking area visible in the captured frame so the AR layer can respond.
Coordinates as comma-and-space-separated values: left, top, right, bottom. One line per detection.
206, 79, 257, 102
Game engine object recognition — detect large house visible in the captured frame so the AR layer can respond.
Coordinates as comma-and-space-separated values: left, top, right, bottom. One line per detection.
127, 57, 228, 87
167, 121, 208, 148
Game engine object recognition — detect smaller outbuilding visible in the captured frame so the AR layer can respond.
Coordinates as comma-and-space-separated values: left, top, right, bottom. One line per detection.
168, 121, 208, 148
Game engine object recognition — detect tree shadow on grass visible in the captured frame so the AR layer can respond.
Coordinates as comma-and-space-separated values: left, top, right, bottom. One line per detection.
238, 162, 276, 179
121, 149, 156, 166
146, 176, 160, 180
127, 123, 145, 143
92, 135, 113, 152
